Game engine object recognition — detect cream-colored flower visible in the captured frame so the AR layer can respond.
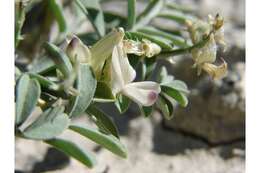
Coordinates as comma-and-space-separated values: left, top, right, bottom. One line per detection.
66, 28, 124, 77
111, 41, 161, 106
187, 14, 227, 79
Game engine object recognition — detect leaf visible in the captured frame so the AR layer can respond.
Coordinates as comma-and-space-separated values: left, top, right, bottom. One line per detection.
45, 138, 96, 168
16, 75, 41, 125
48, 0, 67, 33
139, 105, 153, 118
22, 106, 70, 140
138, 26, 189, 47
104, 11, 127, 29
28, 73, 60, 91
157, 11, 195, 24
161, 85, 188, 107
157, 66, 174, 84
127, 0, 136, 29
44, 43, 73, 78
29, 56, 56, 74
94, 82, 115, 102
115, 95, 131, 114
69, 124, 127, 158
15, 66, 22, 81
156, 95, 173, 119
68, 64, 97, 117
166, 2, 194, 13
86, 105, 119, 138
134, 0, 164, 30
15, 0, 26, 47
142, 57, 157, 80
161, 80, 189, 94
126, 31, 173, 50
75, 0, 105, 37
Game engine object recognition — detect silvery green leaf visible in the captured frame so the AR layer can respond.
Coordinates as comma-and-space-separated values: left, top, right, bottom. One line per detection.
161, 80, 189, 94
44, 43, 73, 78
68, 64, 97, 117
127, 0, 136, 29
48, 0, 67, 33
15, 67, 22, 81
134, 0, 164, 30
158, 11, 195, 24
22, 106, 70, 140
87, 105, 119, 138
69, 124, 127, 158
75, 0, 105, 37
115, 95, 131, 114
138, 26, 189, 47
28, 73, 60, 91
16, 74, 41, 125
94, 82, 115, 102
161, 85, 188, 107
46, 138, 96, 168
29, 56, 56, 74
156, 95, 173, 120
139, 105, 153, 118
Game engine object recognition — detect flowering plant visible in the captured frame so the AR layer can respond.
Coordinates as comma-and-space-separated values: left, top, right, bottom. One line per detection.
15, 0, 227, 168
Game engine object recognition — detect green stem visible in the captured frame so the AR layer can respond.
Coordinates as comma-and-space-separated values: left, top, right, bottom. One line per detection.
160, 34, 211, 58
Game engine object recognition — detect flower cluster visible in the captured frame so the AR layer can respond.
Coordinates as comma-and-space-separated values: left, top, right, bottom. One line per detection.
186, 14, 227, 79
66, 28, 161, 107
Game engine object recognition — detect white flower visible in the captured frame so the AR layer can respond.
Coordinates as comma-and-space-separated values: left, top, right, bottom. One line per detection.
111, 41, 161, 106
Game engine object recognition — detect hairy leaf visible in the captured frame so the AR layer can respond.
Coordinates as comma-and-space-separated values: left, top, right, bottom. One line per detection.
134, 0, 164, 30
68, 64, 97, 117
75, 0, 105, 37
115, 95, 131, 114
69, 124, 127, 158
22, 106, 70, 140
16, 75, 41, 125
127, 0, 136, 29
48, 0, 67, 33
46, 138, 96, 168
44, 43, 73, 78
87, 105, 119, 138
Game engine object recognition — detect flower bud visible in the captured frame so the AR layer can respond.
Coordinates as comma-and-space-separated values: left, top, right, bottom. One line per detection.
66, 36, 91, 64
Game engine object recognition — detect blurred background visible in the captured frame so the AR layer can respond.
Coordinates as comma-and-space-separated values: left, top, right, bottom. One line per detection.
15, 0, 245, 172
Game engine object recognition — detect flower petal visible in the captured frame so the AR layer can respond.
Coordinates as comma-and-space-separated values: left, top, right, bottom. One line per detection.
121, 81, 161, 106
201, 59, 228, 79
111, 42, 136, 94
90, 28, 125, 74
